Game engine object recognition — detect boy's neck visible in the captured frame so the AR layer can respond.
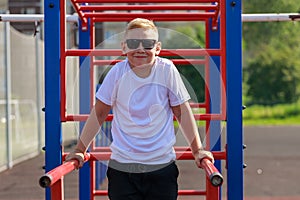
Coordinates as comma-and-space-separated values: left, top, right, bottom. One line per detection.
129, 62, 155, 78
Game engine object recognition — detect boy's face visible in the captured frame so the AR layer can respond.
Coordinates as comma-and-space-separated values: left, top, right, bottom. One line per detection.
122, 28, 161, 68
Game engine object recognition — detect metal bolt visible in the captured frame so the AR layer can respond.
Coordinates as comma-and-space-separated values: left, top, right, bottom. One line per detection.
231, 1, 236, 7
49, 3, 54, 8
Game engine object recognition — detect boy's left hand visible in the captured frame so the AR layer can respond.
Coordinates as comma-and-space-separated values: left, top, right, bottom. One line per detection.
194, 150, 214, 168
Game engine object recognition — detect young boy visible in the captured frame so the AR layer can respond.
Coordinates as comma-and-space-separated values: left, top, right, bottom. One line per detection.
66, 18, 214, 200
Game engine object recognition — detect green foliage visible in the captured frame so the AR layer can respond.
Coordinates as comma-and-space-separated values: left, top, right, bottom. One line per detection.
245, 59, 300, 105
243, 102, 300, 125
163, 23, 207, 102
243, 0, 300, 106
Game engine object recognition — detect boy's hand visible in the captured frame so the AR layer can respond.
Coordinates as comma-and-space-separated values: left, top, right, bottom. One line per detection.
65, 149, 85, 169
193, 149, 214, 168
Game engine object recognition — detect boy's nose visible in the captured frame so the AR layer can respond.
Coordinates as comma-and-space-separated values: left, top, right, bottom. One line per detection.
136, 42, 145, 51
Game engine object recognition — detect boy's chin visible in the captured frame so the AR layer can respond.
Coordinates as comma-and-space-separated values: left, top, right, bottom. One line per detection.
133, 63, 152, 68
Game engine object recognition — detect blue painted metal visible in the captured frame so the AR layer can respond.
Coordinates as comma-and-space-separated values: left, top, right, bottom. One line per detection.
208, 19, 222, 199
78, 20, 92, 200
44, 0, 62, 200
225, 0, 244, 199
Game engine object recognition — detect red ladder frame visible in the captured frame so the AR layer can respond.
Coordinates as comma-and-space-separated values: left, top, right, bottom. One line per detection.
53, 0, 227, 199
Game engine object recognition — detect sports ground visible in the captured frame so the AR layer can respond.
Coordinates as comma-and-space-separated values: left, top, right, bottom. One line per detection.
0, 126, 299, 200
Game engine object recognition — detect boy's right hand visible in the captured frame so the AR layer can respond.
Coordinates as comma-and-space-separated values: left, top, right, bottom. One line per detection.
65, 149, 85, 169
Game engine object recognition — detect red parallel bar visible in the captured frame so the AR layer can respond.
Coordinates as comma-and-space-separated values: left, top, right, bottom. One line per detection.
86, 12, 216, 22
201, 158, 223, 187
93, 189, 206, 196
86, 151, 226, 161
80, 5, 218, 11
66, 49, 221, 57
93, 59, 207, 66
39, 154, 91, 188
74, 0, 218, 3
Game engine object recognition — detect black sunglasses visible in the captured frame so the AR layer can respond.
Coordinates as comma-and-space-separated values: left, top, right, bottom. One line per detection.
126, 39, 157, 50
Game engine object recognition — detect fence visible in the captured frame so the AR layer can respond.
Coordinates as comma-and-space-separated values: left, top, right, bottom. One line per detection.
0, 13, 91, 172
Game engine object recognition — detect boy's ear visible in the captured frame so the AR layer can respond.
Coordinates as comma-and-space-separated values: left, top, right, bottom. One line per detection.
121, 41, 127, 54
155, 41, 162, 55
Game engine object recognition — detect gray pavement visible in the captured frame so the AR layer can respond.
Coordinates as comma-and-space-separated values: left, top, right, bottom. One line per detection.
0, 126, 299, 200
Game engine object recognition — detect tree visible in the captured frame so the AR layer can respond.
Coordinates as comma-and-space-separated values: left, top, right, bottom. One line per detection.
163, 23, 206, 102
243, 0, 300, 105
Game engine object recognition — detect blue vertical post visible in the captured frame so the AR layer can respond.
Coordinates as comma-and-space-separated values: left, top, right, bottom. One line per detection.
44, 0, 62, 200
226, 0, 244, 199
208, 19, 222, 198
79, 21, 92, 200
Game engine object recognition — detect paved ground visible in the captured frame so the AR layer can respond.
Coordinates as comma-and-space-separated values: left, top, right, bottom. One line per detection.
0, 126, 300, 200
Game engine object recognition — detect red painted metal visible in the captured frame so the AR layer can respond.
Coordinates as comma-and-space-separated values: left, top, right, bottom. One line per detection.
51, 180, 64, 200
93, 59, 207, 66
60, 0, 67, 122
56, 0, 226, 199
66, 49, 221, 57
84, 12, 216, 22
44, 151, 223, 198
74, 0, 218, 3
93, 189, 207, 196
81, 5, 218, 11
64, 113, 224, 122
40, 154, 91, 188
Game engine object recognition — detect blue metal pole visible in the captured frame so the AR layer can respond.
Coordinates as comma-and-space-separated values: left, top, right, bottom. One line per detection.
226, 0, 244, 199
44, 0, 62, 200
208, 19, 222, 199
79, 21, 92, 200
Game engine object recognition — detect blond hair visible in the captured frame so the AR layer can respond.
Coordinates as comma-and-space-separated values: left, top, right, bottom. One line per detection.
125, 18, 158, 36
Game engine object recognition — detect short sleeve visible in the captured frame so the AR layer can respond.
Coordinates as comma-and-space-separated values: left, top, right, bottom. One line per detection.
168, 64, 191, 106
95, 65, 119, 106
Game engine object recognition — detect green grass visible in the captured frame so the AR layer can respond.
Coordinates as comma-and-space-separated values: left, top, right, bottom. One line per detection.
174, 103, 300, 127
243, 103, 300, 126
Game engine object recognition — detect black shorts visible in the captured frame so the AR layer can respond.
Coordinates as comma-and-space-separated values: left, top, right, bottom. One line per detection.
107, 160, 179, 200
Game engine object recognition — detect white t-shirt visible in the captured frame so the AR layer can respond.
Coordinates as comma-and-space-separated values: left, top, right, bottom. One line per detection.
95, 57, 190, 164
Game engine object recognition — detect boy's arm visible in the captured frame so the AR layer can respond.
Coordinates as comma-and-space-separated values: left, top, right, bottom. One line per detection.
66, 100, 111, 167
171, 101, 214, 168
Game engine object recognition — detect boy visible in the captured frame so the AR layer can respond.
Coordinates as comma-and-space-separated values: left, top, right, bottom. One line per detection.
66, 18, 214, 200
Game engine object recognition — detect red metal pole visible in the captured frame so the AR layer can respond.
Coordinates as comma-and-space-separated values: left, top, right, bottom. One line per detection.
66, 49, 221, 57
60, 0, 67, 122
80, 5, 218, 11
74, 0, 218, 3
93, 58, 207, 66
39, 154, 90, 188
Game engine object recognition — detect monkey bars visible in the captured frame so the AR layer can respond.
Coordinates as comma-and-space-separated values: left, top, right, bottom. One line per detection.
43, 0, 244, 199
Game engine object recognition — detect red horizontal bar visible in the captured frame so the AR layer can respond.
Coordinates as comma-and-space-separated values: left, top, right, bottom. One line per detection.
84, 12, 216, 22
93, 59, 207, 66
201, 158, 223, 187
93, 189, 207, 196
65, 114, 113, 121
64, 113, 224, 122
189, 102, 207, 108
39, 154, 90, 188
194, 113, 225, 120
178, 190, 206, 195
74, 0, 218, 3
84, 151, 226, 161
66, 49, 221, 57
80, 5, 218, 11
